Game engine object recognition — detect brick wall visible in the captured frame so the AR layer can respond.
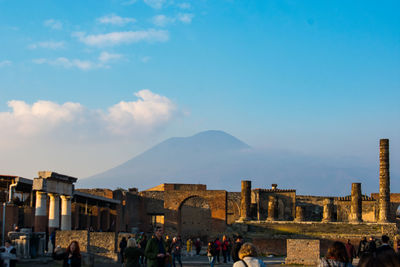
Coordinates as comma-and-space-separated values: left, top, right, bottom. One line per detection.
285, 239, 320, 265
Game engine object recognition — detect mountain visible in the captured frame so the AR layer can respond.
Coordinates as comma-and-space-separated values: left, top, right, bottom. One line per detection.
78, 130, 393, 196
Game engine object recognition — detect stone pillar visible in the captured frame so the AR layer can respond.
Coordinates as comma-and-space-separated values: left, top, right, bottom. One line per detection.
322, 198, 334, 222
267, 195, 276, 221
379, 139, 390, 223
60, 195, 72, 230
240, 180, 251, 220
350, 183, 362, 222
34, 191, 47, 232
48, 193, 60, 232
295, 206, 304, 222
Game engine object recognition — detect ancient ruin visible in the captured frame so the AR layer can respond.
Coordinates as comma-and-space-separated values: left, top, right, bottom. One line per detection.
0, 139, 399, 260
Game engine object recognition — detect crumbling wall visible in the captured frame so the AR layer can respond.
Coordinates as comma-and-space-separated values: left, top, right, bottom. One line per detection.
285, 239, 320, 265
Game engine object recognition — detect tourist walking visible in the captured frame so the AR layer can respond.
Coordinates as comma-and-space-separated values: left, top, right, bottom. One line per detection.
232, 236, 243, 263
139, 234, 148, 265
171, 237, 183, 267
221, 235, 229, 263
124, 238, 144, 267
365, 236, 377, 255
357, 237, 368, 258
207, 242, 217, 267
120, 237, 128, 264
1, 240, 17, 267
194, 238, 202, 256
186, 238, 193, 257
376, 235, 395, 254
232, 242, 265, 267
344, 240, 356, 264
214, 238, 221, 263
145, 226, 169, 267
318, 241, 353, 267
53, 240, 82, 267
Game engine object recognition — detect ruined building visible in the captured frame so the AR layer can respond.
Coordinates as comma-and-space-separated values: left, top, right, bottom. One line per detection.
1, 139, 399, 256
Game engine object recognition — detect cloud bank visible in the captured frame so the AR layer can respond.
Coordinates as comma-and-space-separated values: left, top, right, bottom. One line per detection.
0, 90, 177, 139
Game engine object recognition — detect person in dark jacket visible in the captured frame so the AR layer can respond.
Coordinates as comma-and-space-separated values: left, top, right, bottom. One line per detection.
365, 236, 377, 255
53, 240, 82, 267
145, 226, 169, 267
170, 237, 182, 267
376, 235, 395, 254
232, 236, 243, 263
357, 237, 368, 258
124, 238, 144, 267
120, 237, 128, 263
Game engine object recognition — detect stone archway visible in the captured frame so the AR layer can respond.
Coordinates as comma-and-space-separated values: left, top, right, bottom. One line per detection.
178, 196, 211, 240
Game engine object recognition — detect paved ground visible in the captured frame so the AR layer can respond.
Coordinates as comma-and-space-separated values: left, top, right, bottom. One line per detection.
16, 255, 290, 267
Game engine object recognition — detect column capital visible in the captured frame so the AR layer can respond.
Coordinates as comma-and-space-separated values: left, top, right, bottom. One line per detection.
48, 193, 60, 198
60, 195, 72, 200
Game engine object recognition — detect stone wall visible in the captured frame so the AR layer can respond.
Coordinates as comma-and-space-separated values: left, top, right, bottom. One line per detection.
285, 239, 320, 265
56, 230, 88, 252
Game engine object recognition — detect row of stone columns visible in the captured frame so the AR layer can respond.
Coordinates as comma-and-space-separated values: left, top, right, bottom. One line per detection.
34, 191, 72, 232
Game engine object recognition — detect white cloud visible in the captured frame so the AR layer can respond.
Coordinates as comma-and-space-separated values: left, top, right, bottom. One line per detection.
177, 13, 194, 24
0, 90, 177, 138
152, 15, 175, 27
97, 14, 136, 26
43, 19, 62, 30
144, 0, 166, 9
99, 52, 123, 63
0, 60, 12, 67
28, 41, 65, 50
106, 90, 176, 134
73, 30, 169, 47
33, 57, 101, 70
177, 3, 191, 9
141, 56, 151, 63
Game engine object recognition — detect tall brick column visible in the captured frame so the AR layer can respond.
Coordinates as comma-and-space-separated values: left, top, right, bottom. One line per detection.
267, 196, 276, 221
240, 180, 251, 220
322, 198, 333, 222
350, 183, 362, 222
34, 191, 47, 232
379, 139, 390, 223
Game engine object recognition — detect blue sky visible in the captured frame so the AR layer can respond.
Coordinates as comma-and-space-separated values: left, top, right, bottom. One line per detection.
0, 0, 399, 191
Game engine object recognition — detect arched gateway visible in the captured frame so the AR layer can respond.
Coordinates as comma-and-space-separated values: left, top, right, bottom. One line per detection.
178, 196, 211, 239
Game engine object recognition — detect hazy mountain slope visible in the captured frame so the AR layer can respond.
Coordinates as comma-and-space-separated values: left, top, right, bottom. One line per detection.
77, 130, 393, 196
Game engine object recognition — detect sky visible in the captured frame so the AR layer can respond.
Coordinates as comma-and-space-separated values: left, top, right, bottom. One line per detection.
0, 0, 399, 193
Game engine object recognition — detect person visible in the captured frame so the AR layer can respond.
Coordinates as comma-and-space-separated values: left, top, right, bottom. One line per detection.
226, 237, 232, 262
186, 238, 193, 257
145, 226, 169, 267
232, 242, 265, 267
358, 249, 400, 267
1, 240, 17, 267
139, 234, 148, 265
50, 230, 56, 253
357, 237, 368, 258
365, 236, 377, 255
318, 241, 353, 267
344, 240, 356, 264
213, 238, 221, 263
207, 242, 217, 267
53, 240, 82, 267
120, 237, 128, 264
221, 235, 229, 263
376, 235, 395, 254
232, 236, 243, 263
171, 237, 182, 267
165, 235, 172, 267
194, 238, 202, 256
124, 238, 144, 267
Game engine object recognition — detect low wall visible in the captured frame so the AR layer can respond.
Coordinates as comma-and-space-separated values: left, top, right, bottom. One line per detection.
232, 221, 398, 256
56, 231, 133, 263
285, 239, 320, 265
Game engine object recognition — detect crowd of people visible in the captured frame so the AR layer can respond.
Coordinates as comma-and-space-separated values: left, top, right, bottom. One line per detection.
2, 228, 400, 267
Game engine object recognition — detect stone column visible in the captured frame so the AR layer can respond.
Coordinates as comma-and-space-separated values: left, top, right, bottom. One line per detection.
267, 195, 276, 221
322, 198, 334, 222
34, 191, 47, 232
350, 183, 362, 222
48, 193, 60, 232
60, 195, 72, 230
379, 139, 390, 223
240, 180, 251, 220
295, 206, 304, 222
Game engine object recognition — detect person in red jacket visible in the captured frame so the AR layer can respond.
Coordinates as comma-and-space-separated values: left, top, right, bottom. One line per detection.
214, 238, 221, 263
221, 235, 230, 263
